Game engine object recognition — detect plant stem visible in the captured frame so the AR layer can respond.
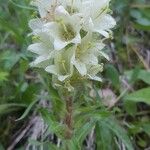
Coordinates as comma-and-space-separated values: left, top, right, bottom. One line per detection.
64, 95, 73, 139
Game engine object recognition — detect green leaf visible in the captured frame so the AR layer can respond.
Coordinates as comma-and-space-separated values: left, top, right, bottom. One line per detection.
74, 121, 95, 145
63, 139, 81, 150
105, 64, 120, 88
0, 72, 8, 82
1, 51, 21, 70
39, 108, 66, 139
125, 69, 150, 85
0, 17, 24, 44
9, 0, 37, 10
0, 144, 5, 150
39, 73, 65, 116
16, 99, 39, 121
133, 23, 150, 30
142, 122, 150, 136
137, 139, 147, 148
124, 88, 150, 105
138, 70, 150, 85
129, 67, 140, 84
28, 139, 43, 146
19, 59, 29, 73
124, 101, 137, 116
96, 122, 115, 150
20, 82, 28, 92
130, 9, 150, 30
0, 103, 26, 116
22, 83, 41, 104
103, 118, 134, 150
28, 139, 59, 150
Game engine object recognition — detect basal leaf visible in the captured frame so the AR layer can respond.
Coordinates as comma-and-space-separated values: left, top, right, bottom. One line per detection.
138, 70, 150, 85
124, 88, 150, 105
125, 69, 150, 85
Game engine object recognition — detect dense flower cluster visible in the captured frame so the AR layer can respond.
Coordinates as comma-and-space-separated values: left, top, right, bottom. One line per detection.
28, 0, 116, 90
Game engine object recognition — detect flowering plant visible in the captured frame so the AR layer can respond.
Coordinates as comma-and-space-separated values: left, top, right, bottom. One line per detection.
28, 0, 116, 91
27, 0, 116, 148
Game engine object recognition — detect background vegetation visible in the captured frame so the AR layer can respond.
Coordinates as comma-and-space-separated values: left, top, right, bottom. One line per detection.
0, 0, 150, 149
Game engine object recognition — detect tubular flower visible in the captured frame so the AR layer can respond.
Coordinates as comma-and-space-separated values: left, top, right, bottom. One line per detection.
28, 0, 116, 90
45, 46, 75, 82
71, 32, 104, 76
44, 6, 82, 50
82, 0, 116, 38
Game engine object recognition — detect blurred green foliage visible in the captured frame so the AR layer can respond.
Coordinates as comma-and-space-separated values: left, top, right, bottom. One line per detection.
0, 0, 150, 149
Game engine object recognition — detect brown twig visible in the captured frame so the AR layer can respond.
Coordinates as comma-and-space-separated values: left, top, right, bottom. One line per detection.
131, 4, 150, 8
130, 45, 150, 70
7, 120, 33, 150
108, 88, 129, 109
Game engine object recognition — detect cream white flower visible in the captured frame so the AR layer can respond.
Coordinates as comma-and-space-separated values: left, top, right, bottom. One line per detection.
44, 6, 82, 50
86, 64, 103, 82
45, 46, 75, 81
29, 18, 47, 35
28, 30, 54, 68
82, 0, 116, 38
60, 0, 84, 14
71, 32, 105, 77
31, 0, 56, 18
28, 0, 116, 87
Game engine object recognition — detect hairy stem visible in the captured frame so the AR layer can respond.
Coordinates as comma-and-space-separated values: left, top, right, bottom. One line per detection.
64, 96, 73, 139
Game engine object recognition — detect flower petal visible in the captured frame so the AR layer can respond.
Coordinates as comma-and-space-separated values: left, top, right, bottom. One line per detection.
30, 55, 49, 67
54, 39, 68, 51
87, 64, 103, 76
99, 51, 110, 60
81, 54, 98, 65
55, 5, 70, 17
29, 18, 45, 32
73, 59, 87, 76
45, 65, 58, 75
27, 43, 48, 55
58, 75, 70, 82
71, 33, 81, 44
31, 0, 53, 17
88, 75, 102, 82
94, 14, 116, 31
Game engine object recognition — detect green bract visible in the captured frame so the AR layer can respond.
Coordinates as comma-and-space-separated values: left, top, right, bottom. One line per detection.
28, 0, 116, 90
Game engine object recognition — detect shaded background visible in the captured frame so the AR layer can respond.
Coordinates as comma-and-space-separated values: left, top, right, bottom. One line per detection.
0, 0, 150, 149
